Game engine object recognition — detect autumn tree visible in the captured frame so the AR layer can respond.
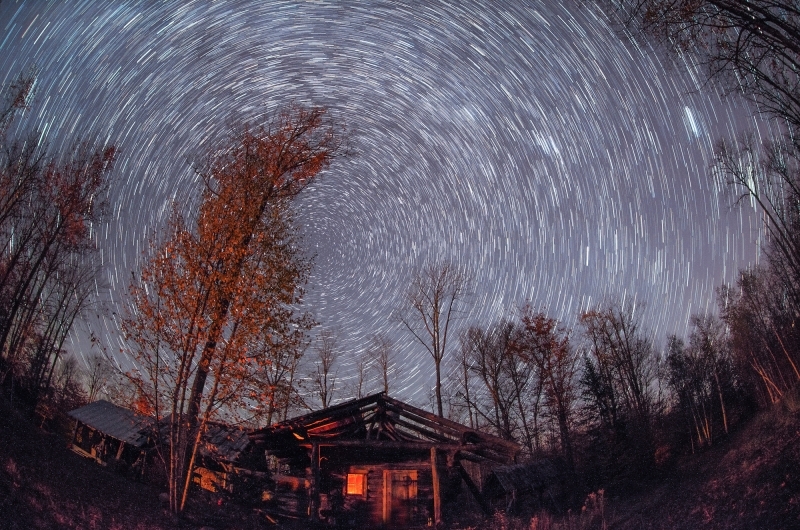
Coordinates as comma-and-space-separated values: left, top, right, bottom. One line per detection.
0, 71, 115, 409
398, 261, 472, 417
124, 106, 339, 514
519, 306, 579, 472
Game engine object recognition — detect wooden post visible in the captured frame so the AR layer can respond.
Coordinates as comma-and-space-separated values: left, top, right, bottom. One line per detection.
431, 447, 441, 526
115, 441, 125, 460
311, 442, 320, 521
382, 469, 391, 524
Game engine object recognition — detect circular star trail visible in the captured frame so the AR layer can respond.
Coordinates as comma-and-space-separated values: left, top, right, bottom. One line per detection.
0, 0, 767, 404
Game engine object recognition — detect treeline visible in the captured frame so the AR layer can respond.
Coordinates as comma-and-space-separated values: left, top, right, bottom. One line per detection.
432, 295, 758, 494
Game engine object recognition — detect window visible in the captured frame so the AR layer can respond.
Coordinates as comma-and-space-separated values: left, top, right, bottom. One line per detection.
346, 473, 367, 496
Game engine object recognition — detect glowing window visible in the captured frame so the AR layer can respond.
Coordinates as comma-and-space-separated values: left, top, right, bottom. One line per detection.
346, 473, 366, 496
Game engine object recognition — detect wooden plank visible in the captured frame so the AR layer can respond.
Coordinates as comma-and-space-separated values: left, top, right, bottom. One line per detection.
431, 448, 441, 525
300, 439, 463, 451
392, 416, 452, 443
384, 396, 521, 454
383, 402, 463, 439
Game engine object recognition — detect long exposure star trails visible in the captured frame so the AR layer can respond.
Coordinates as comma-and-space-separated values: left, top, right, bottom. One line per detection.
0, 0, 768, 406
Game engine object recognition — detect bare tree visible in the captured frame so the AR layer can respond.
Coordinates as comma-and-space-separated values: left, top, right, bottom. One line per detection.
0, 71, 115, 410
602, 1, 800, 132
398, 261, 471, 417
368, 332, 395, 395
310, 329, 339, 409
83, 353, 116, 402
580, 302, 659, 473
462, 321, 521, 442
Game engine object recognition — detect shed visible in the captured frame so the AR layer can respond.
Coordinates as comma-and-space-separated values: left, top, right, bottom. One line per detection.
484, 459, 564, 513
68, 400, 154, 473
190, 421, 260, 494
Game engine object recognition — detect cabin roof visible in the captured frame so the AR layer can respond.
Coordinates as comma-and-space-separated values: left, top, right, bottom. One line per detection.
68, 400, 153, 448
250, 392, 519, 464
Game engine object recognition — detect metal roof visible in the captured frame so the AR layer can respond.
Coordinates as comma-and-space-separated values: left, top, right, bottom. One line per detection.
68, 400, 153, 448
199, 422, 251, 463
490, 460, 559, 493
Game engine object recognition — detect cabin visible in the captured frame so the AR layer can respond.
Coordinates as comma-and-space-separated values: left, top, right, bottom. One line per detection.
249, 392, 520, 527
68, 400, 154, 477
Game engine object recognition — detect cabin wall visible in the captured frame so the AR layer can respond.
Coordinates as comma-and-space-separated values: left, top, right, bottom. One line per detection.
325, 461, 434, 527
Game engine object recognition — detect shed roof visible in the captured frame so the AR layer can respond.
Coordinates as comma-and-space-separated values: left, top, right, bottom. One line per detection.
198, 421, 251, 464
68, 400, 153, 448
489, 459, 560, 493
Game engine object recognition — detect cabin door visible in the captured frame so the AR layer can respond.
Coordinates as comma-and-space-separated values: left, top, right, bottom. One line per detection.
382, 470, 418, 527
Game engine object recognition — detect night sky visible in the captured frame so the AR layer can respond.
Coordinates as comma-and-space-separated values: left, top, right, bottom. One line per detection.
0, 0, 770, 405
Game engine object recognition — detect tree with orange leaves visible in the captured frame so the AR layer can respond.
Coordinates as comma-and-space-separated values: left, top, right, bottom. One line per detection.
518, 306, 578, 473
124, 106, 340, 514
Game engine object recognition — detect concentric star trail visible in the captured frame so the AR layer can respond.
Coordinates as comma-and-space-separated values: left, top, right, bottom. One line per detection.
0, 0, 767, 404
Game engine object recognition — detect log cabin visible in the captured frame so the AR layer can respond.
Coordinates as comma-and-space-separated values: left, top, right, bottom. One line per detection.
249, 392, 520, 527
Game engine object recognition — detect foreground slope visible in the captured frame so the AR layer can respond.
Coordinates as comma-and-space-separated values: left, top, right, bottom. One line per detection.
610, 390, 800, 529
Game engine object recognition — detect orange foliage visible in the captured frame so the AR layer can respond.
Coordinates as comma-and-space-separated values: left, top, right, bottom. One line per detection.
123, 106, 340, 513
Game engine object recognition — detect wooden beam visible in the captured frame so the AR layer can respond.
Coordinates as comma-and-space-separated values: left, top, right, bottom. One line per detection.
392, 416, 453, 443
310, 442, 320, 521
384, 396, 521, 454
300, 440, 462, 451
382, 469, 390, 524
431, 447, 441, 525
383, 402, 463, 439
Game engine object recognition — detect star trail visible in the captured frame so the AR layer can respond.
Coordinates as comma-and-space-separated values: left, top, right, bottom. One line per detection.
0, 0, 769, 403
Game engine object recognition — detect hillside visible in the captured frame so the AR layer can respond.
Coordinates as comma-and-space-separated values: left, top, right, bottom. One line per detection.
607, 390, 800, 530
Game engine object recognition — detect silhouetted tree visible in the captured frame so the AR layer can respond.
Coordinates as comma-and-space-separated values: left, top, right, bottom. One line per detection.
398, 261, 471, 417
310, 328, 339, 408
0, 71, 115, 410
368, 332, 396, 394
581, 303, 658, 476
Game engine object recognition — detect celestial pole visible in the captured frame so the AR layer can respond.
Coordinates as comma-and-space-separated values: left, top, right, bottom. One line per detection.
0, 0, 767, 405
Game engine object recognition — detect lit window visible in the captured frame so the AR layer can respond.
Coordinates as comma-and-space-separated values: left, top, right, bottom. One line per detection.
346, 473, 366, 495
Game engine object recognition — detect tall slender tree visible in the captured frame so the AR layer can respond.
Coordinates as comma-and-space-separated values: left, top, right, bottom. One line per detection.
124, 106, 339, 514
